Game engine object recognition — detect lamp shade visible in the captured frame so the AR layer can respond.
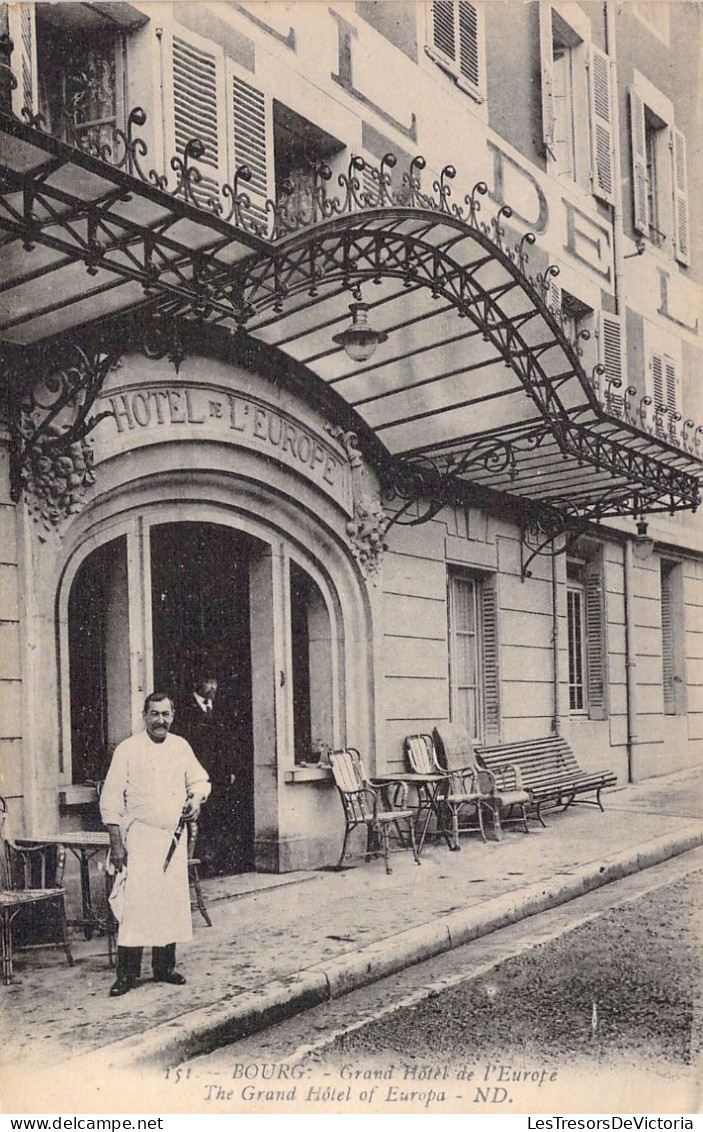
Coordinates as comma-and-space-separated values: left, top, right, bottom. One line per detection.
633, 519, 655, 562
332, 303, 388, 362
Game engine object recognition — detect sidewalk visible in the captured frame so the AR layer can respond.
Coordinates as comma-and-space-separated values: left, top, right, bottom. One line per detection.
2, 766, 702, 1075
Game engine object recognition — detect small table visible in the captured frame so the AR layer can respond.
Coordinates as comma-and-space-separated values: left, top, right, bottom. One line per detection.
374, 772, 452, 854
18, 832, 110, 939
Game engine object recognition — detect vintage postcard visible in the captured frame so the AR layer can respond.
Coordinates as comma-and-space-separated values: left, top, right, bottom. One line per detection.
0, 0, 701, 1118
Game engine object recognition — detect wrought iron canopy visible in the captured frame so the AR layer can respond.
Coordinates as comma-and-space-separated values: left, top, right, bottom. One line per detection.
0, 108, 701, 526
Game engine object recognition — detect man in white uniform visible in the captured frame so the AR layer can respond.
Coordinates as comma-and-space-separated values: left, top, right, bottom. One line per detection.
100, 692, 211, 997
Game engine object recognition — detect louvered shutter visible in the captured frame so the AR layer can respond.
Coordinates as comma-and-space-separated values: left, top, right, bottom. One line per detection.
664, 358, 678, 414
599, 313, 623, 415
651, 352, 664, 408
664, 357, 679, 441
8, 3, 37, 118
584, 562, 607, 720
170, 29, 227, 211
539, 4, 556, 160
660, 567, 675, 715
430, 0, 457, 68
588, 45, 614, 204
547, 278, 561, 319
481, 578, 501, 742
457, 2, 481, 91
671, 128, 689, 266
630, 88, 649, 234
228, 65, 273, 235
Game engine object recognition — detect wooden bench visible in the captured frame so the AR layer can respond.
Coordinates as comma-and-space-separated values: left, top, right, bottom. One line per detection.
475, 735, 617, 826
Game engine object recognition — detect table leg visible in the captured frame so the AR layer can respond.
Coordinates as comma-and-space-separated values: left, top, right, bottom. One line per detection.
416, 785, 453, 853
77, 849, 94, 940
2, 909, 13, 985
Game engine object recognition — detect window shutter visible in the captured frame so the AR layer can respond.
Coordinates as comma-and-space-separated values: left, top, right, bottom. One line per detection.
588, 45, 614, 204
664, 357, 679, 440
584, 562, 607, 720
8, 3, 37, 118
599, 313, 623, 414
664, 358, 678, 415
547, 278, 562, 319
481, 578, 501, 742
660, 568, 675, 715
430, 0, 457, 68
228, 67, 274, 234
630, 88, 649, 234
170, 30, 227, 211
457, 2, 481, 91
671, 128, 689, 266
539, 4, 556, 160
651, 352, 664, 409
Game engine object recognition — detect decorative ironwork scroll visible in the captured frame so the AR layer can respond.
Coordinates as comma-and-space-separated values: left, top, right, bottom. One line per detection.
6, 342, 120, 535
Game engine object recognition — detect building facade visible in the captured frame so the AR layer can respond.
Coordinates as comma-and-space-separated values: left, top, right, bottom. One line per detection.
0, 1, 701, 872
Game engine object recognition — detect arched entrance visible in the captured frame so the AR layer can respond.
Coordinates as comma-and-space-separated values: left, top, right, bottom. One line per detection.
67, 521, 257, 873
62, 495, 354, 873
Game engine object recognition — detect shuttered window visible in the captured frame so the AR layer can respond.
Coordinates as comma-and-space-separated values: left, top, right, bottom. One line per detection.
660, 560, 685, 717
228, 68, 273, 232
168, 28, 275, 223
540, 4, 611, 203
171, 33, 226, 210
8, 3, 37, 118
588, 45, 614, 204
567, 558, 607, 719
630, 83, 690, 263
567, 586, 585, 712
599, 313, 624, 415
660, 563, 675, 715
630, 88, 649, 235
650, 352, 679, 438
583, 563, 607, 719
448, 572, 500, 742
481, 579, 501, 742
427, 1, 484, 101
539, 4, 556, 161
672, 129, 690, 266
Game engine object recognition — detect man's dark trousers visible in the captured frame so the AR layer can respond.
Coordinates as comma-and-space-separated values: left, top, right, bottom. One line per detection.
116, 943, 176, 980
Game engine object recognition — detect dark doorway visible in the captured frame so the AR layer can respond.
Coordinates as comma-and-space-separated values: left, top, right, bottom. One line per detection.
150, 522, 254, 874
68, 535, 130, 785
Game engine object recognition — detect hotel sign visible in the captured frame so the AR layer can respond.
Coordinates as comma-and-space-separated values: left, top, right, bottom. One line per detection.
93, 381, 354, 515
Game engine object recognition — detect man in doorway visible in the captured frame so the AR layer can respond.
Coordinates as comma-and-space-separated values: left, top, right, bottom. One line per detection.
176, 674, 221, 782
100, 692, 211, 997
176, 673, 233, 873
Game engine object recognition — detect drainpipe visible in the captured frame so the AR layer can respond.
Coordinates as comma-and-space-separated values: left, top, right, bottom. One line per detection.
605, 3, 626, 320
606, 5, 636, 784
155, 26, 166, 177
623, 539, 638, 783
551, 549, 560, 736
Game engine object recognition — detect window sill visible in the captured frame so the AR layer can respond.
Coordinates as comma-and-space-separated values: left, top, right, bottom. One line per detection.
59, 784, 99, 806
284, 765, 333, 784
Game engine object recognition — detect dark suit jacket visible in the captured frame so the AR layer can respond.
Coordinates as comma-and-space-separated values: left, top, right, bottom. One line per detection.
175, 695, 224, 788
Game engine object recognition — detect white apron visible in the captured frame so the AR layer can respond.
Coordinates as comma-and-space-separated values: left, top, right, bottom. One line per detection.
119, 820, 192, 947
100, 729, 211, 948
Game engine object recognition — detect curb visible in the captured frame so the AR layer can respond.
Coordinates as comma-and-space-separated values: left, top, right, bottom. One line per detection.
80, 821, 703, 1071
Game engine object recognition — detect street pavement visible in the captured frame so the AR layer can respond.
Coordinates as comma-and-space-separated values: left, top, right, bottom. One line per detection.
1, 765, 701, 1081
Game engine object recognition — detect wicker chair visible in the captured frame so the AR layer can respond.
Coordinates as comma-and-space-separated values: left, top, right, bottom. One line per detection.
433, 723, 531, 841
329, 748, 421, 874
406, 732, 487, 849
0, 798, 74, 984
